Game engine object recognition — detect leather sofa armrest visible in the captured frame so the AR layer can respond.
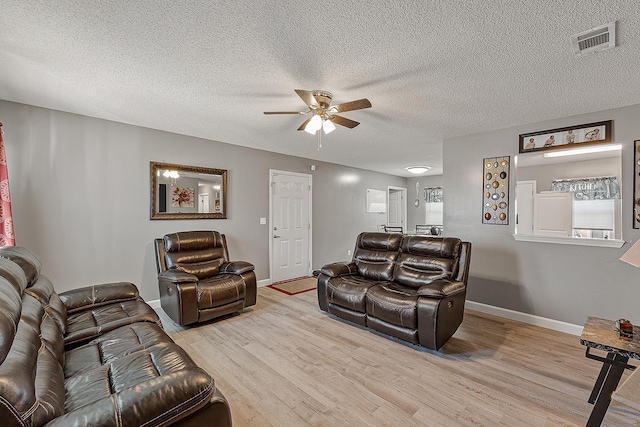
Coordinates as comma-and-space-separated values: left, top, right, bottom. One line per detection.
158, 269, 198, 283
417, 279, 465, 298
320, 262, 358, 278
220, 261, 255, 275
59, 282, 140, 313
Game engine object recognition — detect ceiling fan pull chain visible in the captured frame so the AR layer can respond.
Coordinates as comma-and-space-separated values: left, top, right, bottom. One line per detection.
317, 129, 322, 150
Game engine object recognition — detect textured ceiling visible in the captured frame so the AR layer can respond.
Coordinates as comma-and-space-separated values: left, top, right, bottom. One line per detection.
1, 1, 640, 177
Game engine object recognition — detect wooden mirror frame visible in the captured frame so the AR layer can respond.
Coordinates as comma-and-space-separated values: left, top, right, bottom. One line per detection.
150, 161, 228, 220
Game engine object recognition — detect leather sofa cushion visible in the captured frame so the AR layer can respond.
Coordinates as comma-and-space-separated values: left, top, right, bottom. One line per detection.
164, 231, 228, 280
65, 322, 169, 376
0, 294, 65, 426
366, 283, 419, 329
60, 282, 140, 313
0, 246, 42, 286
164, 230, 225, 252
0, 276, 22, 364
326, 275, 380, 313
61, 322, 215, 427
353, 232, 402, 282
64, 298, 161, 347
24, 275, 68, 335
173, 257, 224, 279
0, 257, 28, 294
197, 274, 246, 309
393, 236, 461, 289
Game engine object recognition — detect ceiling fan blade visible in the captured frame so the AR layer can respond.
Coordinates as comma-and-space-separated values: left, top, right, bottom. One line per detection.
330, 115, 360, 129
295, 89, 318, 108
263, 111, 307, 115
331, 98, 372, 113
297, 118, 312, 131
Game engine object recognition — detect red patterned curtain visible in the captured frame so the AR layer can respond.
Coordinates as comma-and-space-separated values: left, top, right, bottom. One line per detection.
0, 123, 15, 246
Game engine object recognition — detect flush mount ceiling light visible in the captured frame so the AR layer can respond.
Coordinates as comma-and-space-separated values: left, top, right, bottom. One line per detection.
405, 166, 430, 174
542, 143, 621, 158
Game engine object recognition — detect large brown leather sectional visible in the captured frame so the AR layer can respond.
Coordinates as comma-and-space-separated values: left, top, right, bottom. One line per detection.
318, 232, 472, 350
0, 246, 231, 427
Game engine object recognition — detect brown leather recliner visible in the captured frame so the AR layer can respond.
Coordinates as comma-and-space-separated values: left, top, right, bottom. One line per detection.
155, 230, 257, 326
317, 232, 472, 350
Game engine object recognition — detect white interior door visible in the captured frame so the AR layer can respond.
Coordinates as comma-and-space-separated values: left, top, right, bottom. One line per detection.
387, 187, 406, 231
198, 193, 209, 213
270, 171, 312, 283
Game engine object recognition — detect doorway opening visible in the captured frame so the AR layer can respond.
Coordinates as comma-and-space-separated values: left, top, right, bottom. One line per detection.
387, 186, 407, 233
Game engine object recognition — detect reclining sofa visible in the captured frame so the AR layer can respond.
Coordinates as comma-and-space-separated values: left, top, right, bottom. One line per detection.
155, 231, 257, 326
0, 246, 231, 427
318, 232, 472, 350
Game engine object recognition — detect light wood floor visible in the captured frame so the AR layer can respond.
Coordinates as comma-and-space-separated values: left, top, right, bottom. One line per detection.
160, 286, 640, 427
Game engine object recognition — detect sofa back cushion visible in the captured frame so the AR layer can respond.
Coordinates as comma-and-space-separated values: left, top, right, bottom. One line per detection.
164, 231, 228, 280
393, 236, 462, 289
0, 246, 42, 287
0, 286, 65, 426
353, 232, 402, 282
24, 275, 68, 335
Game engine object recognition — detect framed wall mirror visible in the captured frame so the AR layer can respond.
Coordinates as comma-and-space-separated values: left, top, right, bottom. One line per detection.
150, 161, 227, 220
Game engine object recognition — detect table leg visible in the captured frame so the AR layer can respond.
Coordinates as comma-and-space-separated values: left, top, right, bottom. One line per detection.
588, 352, 614, 404
586, 353, 629, 427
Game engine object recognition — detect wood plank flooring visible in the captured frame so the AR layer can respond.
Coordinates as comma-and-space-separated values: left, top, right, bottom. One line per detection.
160, 286, 640, 427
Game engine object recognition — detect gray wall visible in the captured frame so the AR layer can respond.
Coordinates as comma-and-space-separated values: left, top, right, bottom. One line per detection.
1, 100, 406, 300
444, 103, 640, 325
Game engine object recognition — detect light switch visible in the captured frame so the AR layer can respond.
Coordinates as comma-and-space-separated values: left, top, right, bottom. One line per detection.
259, 217, 267, 225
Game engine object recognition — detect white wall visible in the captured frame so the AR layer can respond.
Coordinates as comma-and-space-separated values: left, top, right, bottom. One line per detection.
444, 103, 640, 325
1, 100, 406, 300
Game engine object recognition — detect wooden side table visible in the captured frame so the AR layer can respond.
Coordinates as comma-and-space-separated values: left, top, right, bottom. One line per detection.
580, 316, 640, 427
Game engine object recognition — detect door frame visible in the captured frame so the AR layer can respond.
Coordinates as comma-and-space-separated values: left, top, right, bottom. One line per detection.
387, 186, 407, 231
268, 169, 313, 284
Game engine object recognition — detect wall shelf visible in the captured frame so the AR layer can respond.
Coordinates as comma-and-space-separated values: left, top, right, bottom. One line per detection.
513, 234, 625, 248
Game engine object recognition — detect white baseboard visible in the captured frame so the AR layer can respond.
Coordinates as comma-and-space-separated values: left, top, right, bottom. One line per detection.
466, 301, 583, 336
257, 279, 271, 287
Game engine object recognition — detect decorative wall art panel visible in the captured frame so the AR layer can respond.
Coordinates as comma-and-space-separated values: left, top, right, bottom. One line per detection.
482, 156, 510, 225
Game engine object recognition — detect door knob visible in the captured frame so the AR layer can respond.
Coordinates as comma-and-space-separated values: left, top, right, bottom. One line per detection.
273, 235, 281, 239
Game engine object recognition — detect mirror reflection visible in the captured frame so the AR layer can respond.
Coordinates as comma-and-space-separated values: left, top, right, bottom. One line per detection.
150, 162, 227, 220
515, 145, 622, 242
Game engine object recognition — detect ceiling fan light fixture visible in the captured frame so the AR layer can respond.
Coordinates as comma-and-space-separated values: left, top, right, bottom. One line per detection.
405, 166, 430, 175
305, 114, 323, 134
322, 119, 336, 134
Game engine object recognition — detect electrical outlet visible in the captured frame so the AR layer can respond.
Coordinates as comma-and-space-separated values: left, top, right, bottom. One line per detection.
259, 217, 266, 224
347, 249, 352, 256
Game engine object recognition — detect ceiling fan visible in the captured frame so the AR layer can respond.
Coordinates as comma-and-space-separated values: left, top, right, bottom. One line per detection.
264, 89, 372, 136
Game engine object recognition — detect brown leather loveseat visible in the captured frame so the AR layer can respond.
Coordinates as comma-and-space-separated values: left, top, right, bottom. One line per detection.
317, 232, 472, 350
155, 231, 257, 326
0, 246, 231, 427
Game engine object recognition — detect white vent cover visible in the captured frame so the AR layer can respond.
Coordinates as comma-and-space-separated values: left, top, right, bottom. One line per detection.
571, 21, 616, 56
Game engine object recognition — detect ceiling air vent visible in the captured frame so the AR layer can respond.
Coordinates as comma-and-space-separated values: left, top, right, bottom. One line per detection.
571, 21, 616, 56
